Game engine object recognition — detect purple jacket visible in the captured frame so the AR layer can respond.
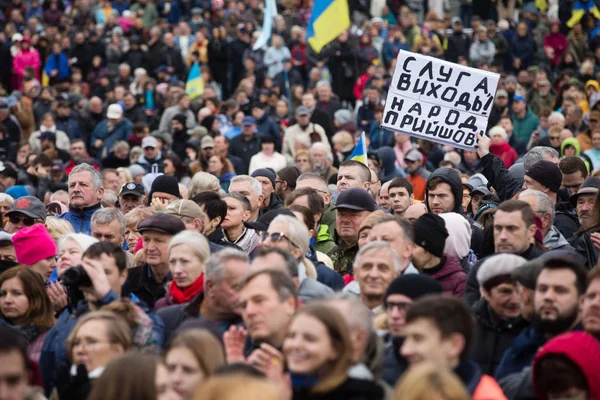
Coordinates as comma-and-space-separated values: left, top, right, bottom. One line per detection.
429, 255, 468, 298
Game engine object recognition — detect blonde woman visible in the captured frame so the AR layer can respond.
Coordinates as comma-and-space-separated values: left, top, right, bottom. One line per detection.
394, 363, 470, 400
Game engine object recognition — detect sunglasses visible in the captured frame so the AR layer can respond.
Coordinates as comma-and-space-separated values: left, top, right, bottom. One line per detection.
259, 232, 298, 248
8, 214, 37, 226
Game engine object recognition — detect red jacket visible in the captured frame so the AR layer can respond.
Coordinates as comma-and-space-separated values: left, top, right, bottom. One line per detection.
490, 141, 518, 169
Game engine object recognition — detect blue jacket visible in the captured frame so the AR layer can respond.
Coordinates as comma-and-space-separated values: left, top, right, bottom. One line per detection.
40, 290, 164, 395
44, 52, 70, 81
55, 115, 82, 141
382, 40, 409, 67
510, 35, 536, 70
382, 337, 408, 386
255, 113, 282, 152
369, 123, 394, 151
356, 100, 381, 133
91, 118, 133, 158
493, 326, 546, 381
57, 203, 102, 235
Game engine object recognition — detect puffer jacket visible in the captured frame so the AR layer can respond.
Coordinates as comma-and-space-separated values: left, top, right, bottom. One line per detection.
543, 225, 573, 250
423, 255, 467, 297
298, 277, 334, 303
471, 300, 529, 376
57, 203, 102, 235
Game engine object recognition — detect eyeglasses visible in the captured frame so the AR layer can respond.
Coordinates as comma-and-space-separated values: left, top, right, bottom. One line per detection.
386, 301, 412, 312
259, 232, 298, 248
549, 136, 560, 140
8, 214, 36, 226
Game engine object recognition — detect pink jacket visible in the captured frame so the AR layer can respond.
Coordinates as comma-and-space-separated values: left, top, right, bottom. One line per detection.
13, 48, 41, 78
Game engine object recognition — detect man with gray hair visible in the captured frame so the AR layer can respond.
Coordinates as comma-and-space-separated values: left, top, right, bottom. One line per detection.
229, 175, 263, 222
518, 189, 573, 250
255, 215, 335, 301
315, 79, 342, 122
351, 241, 405, 312
309, 142, 337, 182
158, 248, 250, 343
58, 163, 104, 234
91, 208, 135, 267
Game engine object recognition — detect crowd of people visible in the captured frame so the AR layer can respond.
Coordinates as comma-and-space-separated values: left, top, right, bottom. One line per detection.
1, 0, 600, 399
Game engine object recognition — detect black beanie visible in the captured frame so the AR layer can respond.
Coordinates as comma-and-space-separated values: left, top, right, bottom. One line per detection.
172, 113, 187, 126
149, 175, 181, 204
525, 160, 562, 193
251, 168, 276, 188
384, 274, 443, 305
413, 213, 449, 258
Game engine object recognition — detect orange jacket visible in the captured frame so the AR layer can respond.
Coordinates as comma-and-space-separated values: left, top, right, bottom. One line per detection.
473, 375, 508, 400
407, 173, 427, 201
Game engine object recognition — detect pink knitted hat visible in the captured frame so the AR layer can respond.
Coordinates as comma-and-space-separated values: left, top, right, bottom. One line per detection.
12, 224, 57, 265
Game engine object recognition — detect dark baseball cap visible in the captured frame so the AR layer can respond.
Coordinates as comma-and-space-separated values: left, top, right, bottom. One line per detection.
137, 214, 185, 235
242, 116, 256, 126
6, 196, 47, 222
0, 164, 17, 180
335, 188, 377, 212
119, 182, 145, 197
245, 208, 294, 231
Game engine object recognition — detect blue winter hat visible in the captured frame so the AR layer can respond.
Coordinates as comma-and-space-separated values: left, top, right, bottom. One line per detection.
5, 186, 29, 199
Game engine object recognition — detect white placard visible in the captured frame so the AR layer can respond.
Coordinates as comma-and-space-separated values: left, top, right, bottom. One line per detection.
383, 50, 500, 150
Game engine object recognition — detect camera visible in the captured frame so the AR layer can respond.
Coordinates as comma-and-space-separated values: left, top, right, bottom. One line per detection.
61, 265, 92, 287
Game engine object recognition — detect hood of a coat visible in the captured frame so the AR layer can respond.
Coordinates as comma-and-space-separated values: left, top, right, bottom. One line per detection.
425, 167, 463, 213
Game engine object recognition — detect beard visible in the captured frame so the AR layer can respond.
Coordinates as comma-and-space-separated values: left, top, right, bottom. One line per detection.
533, 304, 579, 336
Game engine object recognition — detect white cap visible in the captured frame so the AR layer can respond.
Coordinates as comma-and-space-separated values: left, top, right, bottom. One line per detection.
142, 136, 159, 149
11, 33, 23, 43
107, 103, 123, 119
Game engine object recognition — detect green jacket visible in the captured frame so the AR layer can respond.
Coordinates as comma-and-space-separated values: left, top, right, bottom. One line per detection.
321, 204, 336, 242
513, 108, 540, 143
130, 3, 158, 29
315, 224, 336, 255
327, 231, 358, 275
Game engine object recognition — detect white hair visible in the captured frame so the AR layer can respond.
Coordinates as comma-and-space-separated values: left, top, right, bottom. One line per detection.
91, 208, 126, 234
230, 175, 262, 196
309, 142, 333, 162
519, 189, 555, 222
270, 215, 310, 255
188, 172, 221, 198
316, 80, 331, 90
59, 233, 99, 253
168, 230, 210, 264
354, 241, 403, 272
0, 193, 14, 205
69, 163, 103, 190
50, 190, 68, 202
204, 248, 248, 283
523, 147, 559, 169
548, 111, 565, 124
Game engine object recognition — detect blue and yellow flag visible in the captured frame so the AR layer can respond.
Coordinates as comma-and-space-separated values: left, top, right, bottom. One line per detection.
349, 132, 368, 166
306, 0, 350, 53
186, 63, 204, 100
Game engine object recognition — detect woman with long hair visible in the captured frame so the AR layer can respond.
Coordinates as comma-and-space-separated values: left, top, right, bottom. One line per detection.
164, 154, 191, 185
394, 362, 470, 400
0, 266, 55, 362
89, 352, 179, 400
283, 303, 385, 399
165, 330, 226, 399
208, 154, 236, 192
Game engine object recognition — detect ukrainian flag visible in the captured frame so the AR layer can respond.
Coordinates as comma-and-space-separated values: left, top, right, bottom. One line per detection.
349, 132, 368, 166
186, 63, 204, 100
306, 0, 350, 53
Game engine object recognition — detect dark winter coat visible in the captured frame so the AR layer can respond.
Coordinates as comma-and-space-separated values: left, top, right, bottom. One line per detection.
493, 326, 547, 381
382, 337, 408, 386
328, 41, 358, 102
123, 263, 169, 310
229, 134, 261, 175
569, 229, 599, 268
472, 300, 529, 376
446, 30, 470, 63
291, 377, 385, 400
464, 245, 544, 307
255, 113, 282, 152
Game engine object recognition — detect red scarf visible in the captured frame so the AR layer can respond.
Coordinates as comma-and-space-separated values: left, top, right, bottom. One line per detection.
168, 274, 204, 304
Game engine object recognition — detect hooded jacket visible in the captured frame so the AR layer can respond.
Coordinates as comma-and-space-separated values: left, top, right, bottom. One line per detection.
423, 255, 467, 297
543, 225, 573, 250
57, 203, 102, 235
532, 331, 600, 400
376, 146, 405, 182
560, 136, 581, 157
426, 169, 484, 256
472, 300, 529, 376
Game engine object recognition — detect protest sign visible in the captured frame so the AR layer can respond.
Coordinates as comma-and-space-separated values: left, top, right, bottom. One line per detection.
382, 50, 500, 151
